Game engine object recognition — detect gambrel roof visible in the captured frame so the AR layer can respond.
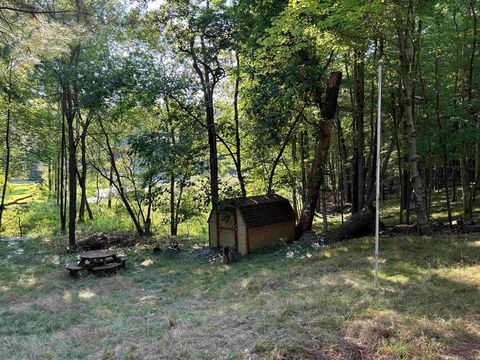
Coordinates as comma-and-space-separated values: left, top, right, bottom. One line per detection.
210, 194, 295, 228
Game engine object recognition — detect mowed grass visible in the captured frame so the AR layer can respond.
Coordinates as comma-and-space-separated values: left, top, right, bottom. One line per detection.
1, 232, 479, 359
1, 183, 480, 358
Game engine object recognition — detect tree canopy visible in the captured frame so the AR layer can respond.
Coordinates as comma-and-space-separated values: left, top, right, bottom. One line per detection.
0, 0, 479, 245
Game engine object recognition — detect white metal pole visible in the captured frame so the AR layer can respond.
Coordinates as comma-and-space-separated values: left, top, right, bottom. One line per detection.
374, 59, 383, 290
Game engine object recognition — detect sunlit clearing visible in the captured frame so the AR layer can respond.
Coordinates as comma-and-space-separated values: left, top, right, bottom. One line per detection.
141, 259, 154, 267
384, 274, 410, 285
63, 290, 72, 303
367, 256, 386, 264
18, 274, 37, 287
344, 278, 360, 287
51, 255, 60, 265
79, 289, 96, 299
140, 295, 157, 302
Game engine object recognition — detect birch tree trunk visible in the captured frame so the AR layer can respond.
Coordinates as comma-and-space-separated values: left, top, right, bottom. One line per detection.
396, 4, 430, 234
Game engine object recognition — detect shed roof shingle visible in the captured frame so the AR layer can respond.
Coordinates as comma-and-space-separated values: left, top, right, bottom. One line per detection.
219, 194, 295, 228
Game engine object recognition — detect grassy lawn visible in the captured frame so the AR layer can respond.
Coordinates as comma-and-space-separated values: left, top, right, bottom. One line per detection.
1, 232, 479, 359
1, 183, 480, 359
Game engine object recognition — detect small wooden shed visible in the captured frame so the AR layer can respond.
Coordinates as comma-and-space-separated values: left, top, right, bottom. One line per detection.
208, 195, 295, 255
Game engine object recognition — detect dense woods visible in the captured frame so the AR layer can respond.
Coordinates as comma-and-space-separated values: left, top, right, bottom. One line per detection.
2, 2, 480, 359
0, 0, 479, 246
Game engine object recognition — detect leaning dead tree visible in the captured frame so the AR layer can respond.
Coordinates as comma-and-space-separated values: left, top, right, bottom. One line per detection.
296, 71, 343, 238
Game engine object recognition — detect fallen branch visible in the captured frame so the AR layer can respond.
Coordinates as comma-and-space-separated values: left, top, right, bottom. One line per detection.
0, 195, 33, 209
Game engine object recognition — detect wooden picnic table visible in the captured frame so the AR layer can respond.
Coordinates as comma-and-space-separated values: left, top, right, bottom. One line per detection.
78, 250, 121, 268
66, 250, 127, 278
80, 249, 119, 261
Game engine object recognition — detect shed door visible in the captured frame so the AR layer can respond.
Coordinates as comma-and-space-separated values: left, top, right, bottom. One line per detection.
217, 209, 238, 250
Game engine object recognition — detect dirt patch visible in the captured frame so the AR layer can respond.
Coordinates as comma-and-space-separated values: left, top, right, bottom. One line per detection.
8, 291, 71, 314
447, 342, 480, 360
158, 308, 257, 359
77, 233, 208, 253
7, 275, 133, 315
301, 347, 346, 360
343, 317, 394, 359
256, 345, 347, 360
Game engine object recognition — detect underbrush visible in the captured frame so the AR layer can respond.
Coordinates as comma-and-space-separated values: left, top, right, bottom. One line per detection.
1, 183, 208, 241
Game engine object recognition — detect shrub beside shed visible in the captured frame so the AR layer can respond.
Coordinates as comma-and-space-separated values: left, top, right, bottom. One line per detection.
208, 195, 295, 254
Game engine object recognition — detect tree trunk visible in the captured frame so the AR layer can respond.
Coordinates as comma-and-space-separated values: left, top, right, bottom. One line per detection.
291, 133, 299, 218
329, 154, 338, 206
395, 127, 404, 224
467, 0, 478, 215
170, 174, 176, 236
78, 131, 93, 222
352, 50, 365, 213
325, 208, 374, 243
396, 6, 430, 234
165, 95, 178, 236
205, 90, 219, 207
435, 49, 453, 226
460, 154, 473, 222
56, 152, 60, 205
98, 117, 145, 236
63, 149, 68, 231
453, 165, 457, 202
48, 161, 52, 197
320, 173, 328, 233
296, 72, 342, 237
233, 53, 247, 198
0, 66, 12, 232
66, 92, 77, 249
60, 96, 67, 234
300, 131, 308, 205
335, 118, 346, 224
96, 172, 100, 205
107, 165, 113, 209
76, 167, 93, 222
145, 184, 152, 235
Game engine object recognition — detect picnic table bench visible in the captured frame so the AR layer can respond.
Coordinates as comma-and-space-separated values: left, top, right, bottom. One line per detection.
66, 264, 82, 279
66, 250, 127, 278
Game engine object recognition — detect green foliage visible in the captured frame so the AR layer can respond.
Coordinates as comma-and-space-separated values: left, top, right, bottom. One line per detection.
1, 0, 480, 237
